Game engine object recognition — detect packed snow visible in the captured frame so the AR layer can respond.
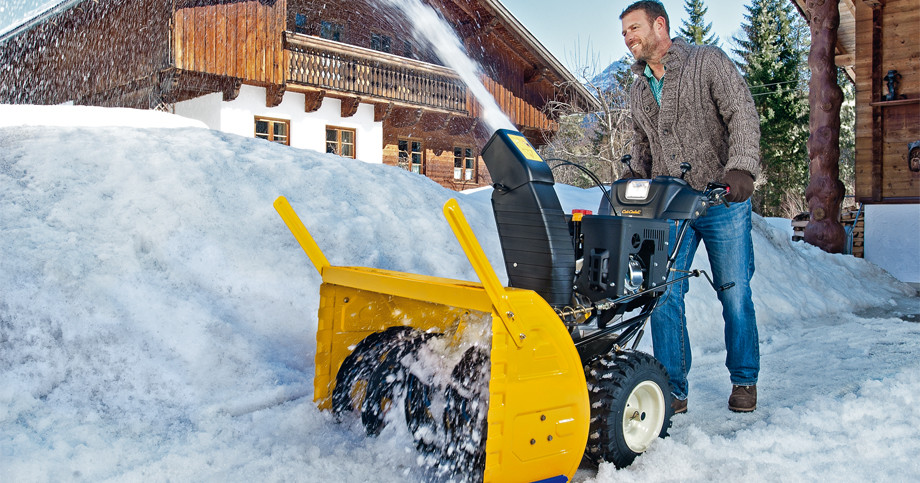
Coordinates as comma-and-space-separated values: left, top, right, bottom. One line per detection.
1, 105, 918, 482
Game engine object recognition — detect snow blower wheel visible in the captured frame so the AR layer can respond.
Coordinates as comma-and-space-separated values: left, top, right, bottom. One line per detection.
583, 350, 672, 469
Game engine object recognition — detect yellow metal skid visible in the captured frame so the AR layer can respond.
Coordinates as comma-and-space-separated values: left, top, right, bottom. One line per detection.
274, 196, 589, 482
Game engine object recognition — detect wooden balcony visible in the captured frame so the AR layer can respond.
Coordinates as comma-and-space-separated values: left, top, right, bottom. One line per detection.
284, 33, 468, 114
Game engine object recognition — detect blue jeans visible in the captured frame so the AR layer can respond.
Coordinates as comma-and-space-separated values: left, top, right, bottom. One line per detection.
650, 199, 759, 400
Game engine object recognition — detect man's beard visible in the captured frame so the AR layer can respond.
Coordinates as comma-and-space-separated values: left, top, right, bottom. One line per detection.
633, 34, 660, 63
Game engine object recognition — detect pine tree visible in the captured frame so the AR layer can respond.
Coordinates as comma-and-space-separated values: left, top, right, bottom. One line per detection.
733, 0, 810, 216
679, 0, 719, 46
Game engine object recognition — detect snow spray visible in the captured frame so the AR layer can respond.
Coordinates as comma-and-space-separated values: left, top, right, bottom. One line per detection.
375, 0, 516, 134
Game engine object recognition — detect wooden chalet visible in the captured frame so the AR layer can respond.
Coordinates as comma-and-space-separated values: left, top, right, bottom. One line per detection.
0, 0, 600, 190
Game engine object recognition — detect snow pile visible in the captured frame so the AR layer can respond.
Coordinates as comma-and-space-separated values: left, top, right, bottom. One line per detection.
1, 105, 918, 481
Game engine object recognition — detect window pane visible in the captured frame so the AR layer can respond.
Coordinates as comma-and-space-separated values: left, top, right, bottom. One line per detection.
412, 141, 421, 153
342, 130, 354, 144
454, 167, 462, 179
326, 142, 337, 154
255, 120, 269, 137
342, 144, 354, 157
274, 122, 287, 137
326, 129, 337, 142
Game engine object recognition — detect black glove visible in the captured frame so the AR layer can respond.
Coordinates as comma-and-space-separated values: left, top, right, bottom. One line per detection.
723, 170, 754, 203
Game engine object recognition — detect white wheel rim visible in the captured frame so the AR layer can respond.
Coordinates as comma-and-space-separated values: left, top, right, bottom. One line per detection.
621, 380, 666, 453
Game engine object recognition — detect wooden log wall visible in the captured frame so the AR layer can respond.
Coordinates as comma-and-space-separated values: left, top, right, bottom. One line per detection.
0, 0, 172, 107
472, 74, 556, 133
854, 0, 920, 202
172, 0, 287, 85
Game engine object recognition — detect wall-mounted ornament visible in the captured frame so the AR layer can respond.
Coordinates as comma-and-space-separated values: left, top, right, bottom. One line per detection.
883, 70, 906, 101
909, 140, 920, 173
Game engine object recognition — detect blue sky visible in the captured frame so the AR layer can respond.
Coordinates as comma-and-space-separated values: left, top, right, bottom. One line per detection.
1, 0, 749, 73
500, 0, 749, 72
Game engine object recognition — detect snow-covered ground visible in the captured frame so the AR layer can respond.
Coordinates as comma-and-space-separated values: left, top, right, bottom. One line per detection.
1, 105, 918, 482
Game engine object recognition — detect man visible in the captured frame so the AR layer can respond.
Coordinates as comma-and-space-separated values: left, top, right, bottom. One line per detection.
619, 1, 761, 413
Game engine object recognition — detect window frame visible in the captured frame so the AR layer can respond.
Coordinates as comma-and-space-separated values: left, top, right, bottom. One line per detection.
325, 125, 357, 158
398, 138, 424, 174
370, 32, 392, 53
453, 146, 476, 181
320, 20, 344, 42
254, 116, 290, 146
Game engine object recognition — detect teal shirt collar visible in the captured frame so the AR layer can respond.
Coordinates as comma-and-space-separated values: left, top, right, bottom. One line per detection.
643, 64, 665, 105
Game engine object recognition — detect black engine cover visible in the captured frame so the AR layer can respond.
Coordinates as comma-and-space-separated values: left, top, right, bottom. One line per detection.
577, 215, 670, 301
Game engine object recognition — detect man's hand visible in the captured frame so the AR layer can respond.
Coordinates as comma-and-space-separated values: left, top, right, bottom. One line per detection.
723, 170, 754, 203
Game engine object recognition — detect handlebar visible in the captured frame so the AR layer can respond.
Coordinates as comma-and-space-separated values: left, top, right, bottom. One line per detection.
704, 182, 731, 208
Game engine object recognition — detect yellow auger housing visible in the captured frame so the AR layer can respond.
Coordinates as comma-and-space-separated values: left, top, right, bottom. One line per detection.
274, 195, 590, 482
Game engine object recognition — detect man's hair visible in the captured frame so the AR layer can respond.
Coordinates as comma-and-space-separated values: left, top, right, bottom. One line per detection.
620, 1, 670, 33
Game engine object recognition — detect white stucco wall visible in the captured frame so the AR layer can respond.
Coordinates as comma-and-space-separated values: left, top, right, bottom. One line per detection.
174, 92, 222, 130
173, 85, 383, 164
864, 203, 920, 283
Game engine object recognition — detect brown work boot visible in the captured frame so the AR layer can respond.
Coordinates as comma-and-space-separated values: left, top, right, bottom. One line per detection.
671, 397, 687, 415
728, 385, 757, 412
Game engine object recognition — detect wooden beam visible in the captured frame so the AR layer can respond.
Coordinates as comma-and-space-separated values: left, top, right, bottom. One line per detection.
525, 67, 549, 85
834, 53, 855, 67
841, 0, 857, 17
222, 79, 241, 102
374, 102, 394, 122
341, 96, 361, 118
870, 5, 883, 201
304, 89, 325, 112
266, 84, 285, 107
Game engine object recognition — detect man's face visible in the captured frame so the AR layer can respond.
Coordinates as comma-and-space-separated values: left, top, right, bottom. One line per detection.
621, 10, 661, 63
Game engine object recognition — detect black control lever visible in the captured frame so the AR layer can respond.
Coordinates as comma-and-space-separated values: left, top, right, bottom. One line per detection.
693, 269, 735, 292
679, 162, 692, 180
620, 154, 637, 179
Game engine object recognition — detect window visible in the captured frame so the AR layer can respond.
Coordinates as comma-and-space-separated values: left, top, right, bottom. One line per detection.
326, 126, 356, 158
454, 147, 476, 180
295, 14, 308, 34
255, 117, 289, 145
402, 39, 414, 59
370, 33, 391, 53
398, 139, 423, 174
320, 20, 343, 41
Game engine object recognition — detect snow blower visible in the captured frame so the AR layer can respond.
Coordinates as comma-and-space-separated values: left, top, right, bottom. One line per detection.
274, 129, 733, 482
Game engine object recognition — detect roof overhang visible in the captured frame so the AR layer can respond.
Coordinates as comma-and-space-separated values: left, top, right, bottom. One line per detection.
476, 0, 603, 112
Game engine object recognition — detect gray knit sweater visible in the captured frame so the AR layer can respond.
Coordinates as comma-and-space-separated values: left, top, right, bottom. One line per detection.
626, 38, 761, 191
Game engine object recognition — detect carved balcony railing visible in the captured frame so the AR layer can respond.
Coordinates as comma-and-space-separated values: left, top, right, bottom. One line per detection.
285, 33, 468, 113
